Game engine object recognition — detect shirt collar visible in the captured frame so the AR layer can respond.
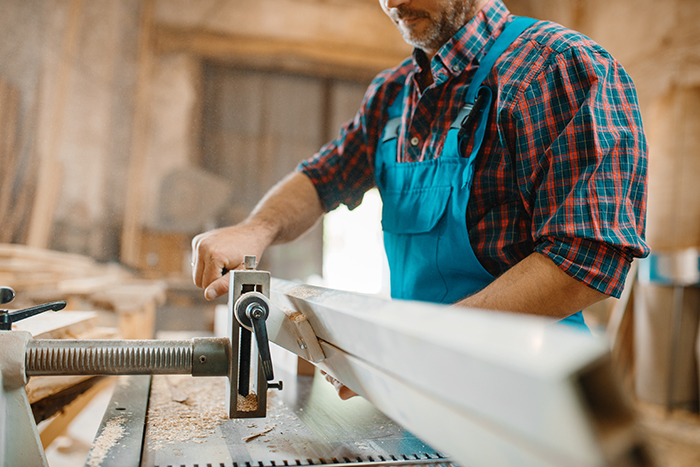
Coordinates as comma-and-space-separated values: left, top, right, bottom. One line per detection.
411, 0, 511, 83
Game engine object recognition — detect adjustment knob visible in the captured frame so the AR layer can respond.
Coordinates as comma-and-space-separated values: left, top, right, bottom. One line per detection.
0, 287, 15, 305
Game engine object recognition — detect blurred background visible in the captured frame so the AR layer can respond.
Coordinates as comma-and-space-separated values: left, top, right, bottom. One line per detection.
1, 0, 699, 465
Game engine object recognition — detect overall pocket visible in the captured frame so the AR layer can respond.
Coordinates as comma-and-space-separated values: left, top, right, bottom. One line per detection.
381, 186, 452, 303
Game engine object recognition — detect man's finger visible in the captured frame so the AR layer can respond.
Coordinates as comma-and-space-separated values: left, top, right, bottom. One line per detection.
204, 274, 230, 301
201, 254, 226, 291
321, 371, 358, 400
191, 234, 205, 287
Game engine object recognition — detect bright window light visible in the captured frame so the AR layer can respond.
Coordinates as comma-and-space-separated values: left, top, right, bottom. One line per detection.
322, 188, 390, 296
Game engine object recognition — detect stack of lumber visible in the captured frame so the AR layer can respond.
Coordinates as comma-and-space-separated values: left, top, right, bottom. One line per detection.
0, 243, 166, 339
0, 243, 170, 446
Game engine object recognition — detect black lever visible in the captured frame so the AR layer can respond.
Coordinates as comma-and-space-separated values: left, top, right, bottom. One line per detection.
235, 293, 274, 380
248, 302, 274, 381
0, 286, 66, 331
235, 292, 282, 390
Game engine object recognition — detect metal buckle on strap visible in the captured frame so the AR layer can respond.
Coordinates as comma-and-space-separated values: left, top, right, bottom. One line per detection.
450, 103, 474, 130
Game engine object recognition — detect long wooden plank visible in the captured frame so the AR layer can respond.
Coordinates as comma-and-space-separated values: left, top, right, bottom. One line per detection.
268, 279, 651, 467
120, 0, 155, 267
154, 26, 408, 82
316, 341, 581, 467
26, 0, 84, 248
0, 80, 20, 229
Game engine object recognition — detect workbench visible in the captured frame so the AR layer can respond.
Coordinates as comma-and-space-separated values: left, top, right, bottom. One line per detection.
87, 369, 456, 467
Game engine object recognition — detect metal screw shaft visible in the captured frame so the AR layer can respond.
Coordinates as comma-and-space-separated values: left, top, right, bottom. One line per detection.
26, 339, 195, 376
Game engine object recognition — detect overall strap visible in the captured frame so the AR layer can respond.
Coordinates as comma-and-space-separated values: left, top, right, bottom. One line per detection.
456, 16, 537, 187
464, 16, 538, 104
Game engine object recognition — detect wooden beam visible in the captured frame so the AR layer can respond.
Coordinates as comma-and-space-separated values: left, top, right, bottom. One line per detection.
26, 0, 84, 248
121, 0, 155, 267
268, 278, 652, 467
0, 80, 20, 235
154, 26, 408, 82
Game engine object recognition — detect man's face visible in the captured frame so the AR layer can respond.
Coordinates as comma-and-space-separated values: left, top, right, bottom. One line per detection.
380, 0, 480, 54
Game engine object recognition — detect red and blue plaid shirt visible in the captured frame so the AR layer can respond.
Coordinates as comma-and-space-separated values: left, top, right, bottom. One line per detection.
298, 0, 650, 298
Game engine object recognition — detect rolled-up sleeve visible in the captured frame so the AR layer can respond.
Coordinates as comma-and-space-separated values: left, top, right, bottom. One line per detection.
297, 70, 404, 213
513, 44, 650, 297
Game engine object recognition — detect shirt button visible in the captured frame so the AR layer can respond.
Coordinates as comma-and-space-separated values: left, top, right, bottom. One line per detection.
410, 136, 420, 146
452, 65, 460, 72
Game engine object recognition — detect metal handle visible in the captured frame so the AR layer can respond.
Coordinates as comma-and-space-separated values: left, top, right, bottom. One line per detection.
248, 303, 274, 381
235, 292, 277, 382
0, 301, 66, 331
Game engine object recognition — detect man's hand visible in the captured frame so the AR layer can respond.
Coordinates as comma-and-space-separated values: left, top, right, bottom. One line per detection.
321, 370, 358, 400
191, 222, 273, 300
190, 172, 325, 301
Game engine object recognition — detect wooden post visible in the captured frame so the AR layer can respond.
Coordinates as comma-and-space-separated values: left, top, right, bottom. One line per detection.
0, 80, 20, 231
26, 0, 84, 248
120, 0, 155, 267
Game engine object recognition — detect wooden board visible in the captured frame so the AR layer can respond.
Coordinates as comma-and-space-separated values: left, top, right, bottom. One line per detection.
12, 311, 97, 339
268, 279, 651, 467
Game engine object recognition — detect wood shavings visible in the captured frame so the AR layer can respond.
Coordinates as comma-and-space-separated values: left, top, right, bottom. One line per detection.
242, 425, 274, 442
287, 285, 319, 300
237, 392, 258, 411
146, 375, 227, 451
86, 416, 126, 467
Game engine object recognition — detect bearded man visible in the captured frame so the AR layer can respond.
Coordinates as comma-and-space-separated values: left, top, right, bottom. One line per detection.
192, 0, 649, 337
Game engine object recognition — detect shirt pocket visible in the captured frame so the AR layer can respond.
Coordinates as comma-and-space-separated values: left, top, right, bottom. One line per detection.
381, 186, 452, 234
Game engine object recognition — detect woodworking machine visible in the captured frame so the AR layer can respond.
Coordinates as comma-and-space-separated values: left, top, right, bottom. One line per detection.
0, 257, 655, 467
0, 257, 296, 466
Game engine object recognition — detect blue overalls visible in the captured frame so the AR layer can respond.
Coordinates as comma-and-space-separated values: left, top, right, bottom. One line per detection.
375, 17, 588, 331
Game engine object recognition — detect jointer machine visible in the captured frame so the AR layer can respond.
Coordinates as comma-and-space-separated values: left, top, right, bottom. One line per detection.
0, 256, 654, 467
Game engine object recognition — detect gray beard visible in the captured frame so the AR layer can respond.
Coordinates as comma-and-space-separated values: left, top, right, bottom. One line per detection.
398, 0, 479, 52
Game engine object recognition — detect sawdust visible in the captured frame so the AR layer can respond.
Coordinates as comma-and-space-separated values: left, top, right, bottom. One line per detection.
287, 285, 319, 300
146, 375, 227, 451
283, 308, 306, 322
237, 392, 259, 411
85, 416, 126, 467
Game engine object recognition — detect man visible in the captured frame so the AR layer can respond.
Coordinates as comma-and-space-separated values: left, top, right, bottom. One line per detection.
192, 0, 649, 333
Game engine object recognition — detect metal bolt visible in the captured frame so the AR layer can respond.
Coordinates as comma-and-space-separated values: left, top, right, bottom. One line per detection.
297, 338, 307, 350
247, 303, 265, 320
243, 255, 257, 270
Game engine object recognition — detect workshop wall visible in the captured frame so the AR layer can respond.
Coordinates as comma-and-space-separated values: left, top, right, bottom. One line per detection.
0, 0, 409, 271
4, 0, 696, 268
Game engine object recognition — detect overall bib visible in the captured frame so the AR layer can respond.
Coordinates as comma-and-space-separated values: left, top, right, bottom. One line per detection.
375, 17, 588, 331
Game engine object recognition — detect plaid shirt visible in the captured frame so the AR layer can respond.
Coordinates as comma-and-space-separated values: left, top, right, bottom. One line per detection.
298, 0, 650, 298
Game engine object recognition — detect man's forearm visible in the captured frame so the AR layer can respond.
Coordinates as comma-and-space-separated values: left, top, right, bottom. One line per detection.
455, 252, 608, 319
246, 171, 325, 246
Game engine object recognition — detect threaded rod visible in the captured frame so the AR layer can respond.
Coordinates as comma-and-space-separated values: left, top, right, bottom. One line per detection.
26, 339, 195, 376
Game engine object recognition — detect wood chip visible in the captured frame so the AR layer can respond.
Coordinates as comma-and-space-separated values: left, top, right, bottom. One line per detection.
242, 426, 274, 442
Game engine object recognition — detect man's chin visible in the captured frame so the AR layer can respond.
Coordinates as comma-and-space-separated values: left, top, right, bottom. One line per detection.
399, 25, 440, 51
